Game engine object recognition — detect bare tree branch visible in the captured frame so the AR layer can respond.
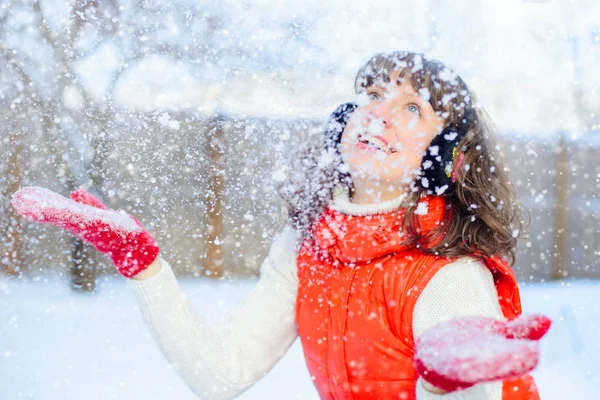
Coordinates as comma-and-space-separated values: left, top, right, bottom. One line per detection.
0, 40, 48, 108
67, 0, 99, 49
33, 0, 58, 48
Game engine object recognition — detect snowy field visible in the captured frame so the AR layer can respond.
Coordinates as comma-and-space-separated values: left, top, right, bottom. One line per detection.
1, 275, 599, 399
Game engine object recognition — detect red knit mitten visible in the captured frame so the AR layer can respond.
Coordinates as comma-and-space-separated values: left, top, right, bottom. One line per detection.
414, 314, 551, 392
11, 186, 160, 278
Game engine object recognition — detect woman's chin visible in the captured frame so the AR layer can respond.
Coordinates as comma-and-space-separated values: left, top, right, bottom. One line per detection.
348, 168, 408, 185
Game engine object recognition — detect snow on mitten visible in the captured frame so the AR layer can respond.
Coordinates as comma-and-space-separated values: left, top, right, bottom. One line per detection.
414, 314, 551, 393
11, 186, 160, 278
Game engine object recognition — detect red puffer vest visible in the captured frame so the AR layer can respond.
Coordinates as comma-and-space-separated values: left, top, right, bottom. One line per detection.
295, 195, 540, 400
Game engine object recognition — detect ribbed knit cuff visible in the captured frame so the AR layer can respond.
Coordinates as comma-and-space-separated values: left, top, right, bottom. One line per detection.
129, 258, 190, 322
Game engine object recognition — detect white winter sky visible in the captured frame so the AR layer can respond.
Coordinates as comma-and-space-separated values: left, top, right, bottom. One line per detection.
59, 0, 600, 135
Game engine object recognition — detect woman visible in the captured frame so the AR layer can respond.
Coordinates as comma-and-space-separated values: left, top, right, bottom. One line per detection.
11, 51, 549, 399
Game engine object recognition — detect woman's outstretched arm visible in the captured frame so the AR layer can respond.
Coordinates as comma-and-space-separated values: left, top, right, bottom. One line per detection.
412, 257, 549, 399
413, 257, 503, 400
10, 186, 300, 400
129, 227, 300, 400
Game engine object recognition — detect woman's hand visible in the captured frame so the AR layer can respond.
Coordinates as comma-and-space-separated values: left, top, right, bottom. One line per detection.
11, 186, 160, 278
414, 313, 551, 393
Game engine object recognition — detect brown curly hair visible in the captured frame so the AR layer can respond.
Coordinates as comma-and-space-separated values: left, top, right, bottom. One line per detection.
280, 51, 529, 266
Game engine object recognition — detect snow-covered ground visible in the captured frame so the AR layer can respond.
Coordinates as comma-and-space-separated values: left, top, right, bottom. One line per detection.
1, 275, 598, 399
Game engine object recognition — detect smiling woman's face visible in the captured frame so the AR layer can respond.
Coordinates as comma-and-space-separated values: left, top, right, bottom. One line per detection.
340, 71, 444, 189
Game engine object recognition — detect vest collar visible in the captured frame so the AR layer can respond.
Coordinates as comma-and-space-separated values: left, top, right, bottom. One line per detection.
313, 189, 450, 263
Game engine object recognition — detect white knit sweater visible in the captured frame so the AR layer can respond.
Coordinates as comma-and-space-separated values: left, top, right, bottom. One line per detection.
130, 191, 504, 400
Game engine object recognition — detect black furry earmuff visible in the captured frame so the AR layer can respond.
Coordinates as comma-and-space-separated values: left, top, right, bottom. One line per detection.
324, 102, 358, 155
323, 83, 473, 196
419, 91, 473, 196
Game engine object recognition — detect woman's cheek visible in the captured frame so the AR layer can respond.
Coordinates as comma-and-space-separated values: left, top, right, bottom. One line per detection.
340, 144, 365, 172
340, 138, 364, 174
340, 139, 351, 166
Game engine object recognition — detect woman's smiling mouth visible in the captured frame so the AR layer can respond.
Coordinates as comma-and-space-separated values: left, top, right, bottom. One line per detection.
357, 133, 397, 154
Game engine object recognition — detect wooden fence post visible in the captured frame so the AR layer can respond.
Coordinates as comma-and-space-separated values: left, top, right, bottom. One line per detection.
1, 130, 25, 277
65, 113, 113, 292
552, 133, 568, 279
70, 238, 96, 290
204, 114, 226, 278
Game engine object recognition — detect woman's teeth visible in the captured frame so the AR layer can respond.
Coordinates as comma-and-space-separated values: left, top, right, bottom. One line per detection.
358, 135, 396, 153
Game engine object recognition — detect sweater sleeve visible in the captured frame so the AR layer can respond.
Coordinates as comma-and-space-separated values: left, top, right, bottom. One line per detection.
129, 226, 300, 400
412, 256, 504, 400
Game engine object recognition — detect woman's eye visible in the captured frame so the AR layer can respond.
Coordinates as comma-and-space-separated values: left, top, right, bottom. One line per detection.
407, 104, 421, 115
368, 92, 381, 101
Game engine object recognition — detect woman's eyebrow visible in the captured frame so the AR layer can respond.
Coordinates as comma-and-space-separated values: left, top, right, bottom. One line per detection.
401, 92, 421, 99
366, 85, 384, 92
399, 92, 429, 106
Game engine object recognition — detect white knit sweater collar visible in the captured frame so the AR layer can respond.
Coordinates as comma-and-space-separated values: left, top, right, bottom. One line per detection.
330, 186, 408, 216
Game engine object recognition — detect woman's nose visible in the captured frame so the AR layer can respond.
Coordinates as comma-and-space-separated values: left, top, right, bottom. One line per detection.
369, 101, 394, 129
